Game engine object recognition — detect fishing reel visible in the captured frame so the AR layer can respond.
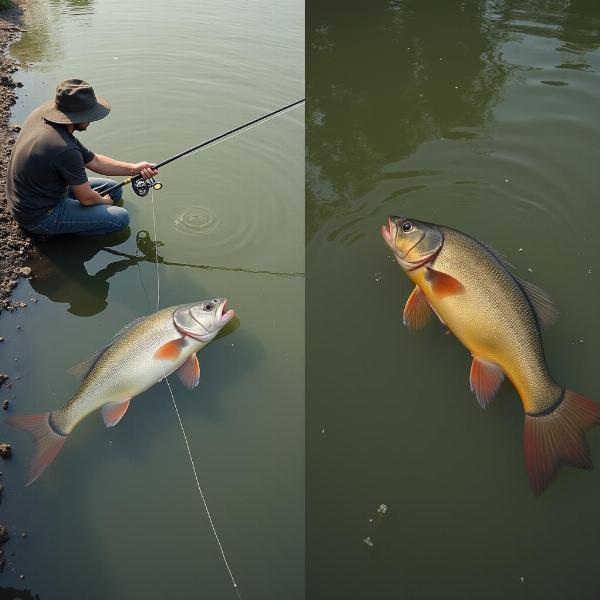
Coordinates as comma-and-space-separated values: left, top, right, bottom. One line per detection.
132, 177, 163, 197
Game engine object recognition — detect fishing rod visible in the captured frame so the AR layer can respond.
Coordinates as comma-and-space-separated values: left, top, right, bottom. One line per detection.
97, 98, 305, 198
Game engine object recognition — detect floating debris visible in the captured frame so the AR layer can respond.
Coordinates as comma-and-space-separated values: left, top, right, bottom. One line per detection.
377, 503, 388, 516
0, 443, 12, 459
362, 536, 374, 548
17, 267, 31, 277
2, 400, 8, 410
518, 248, 523, 253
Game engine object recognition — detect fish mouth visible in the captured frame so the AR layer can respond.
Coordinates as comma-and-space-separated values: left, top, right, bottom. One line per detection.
380, 217, 395, 247
218, 299, 236, 323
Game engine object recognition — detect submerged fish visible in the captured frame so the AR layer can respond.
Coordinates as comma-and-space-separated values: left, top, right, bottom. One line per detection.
381, 217, 600, 495
7, 299, 236, 485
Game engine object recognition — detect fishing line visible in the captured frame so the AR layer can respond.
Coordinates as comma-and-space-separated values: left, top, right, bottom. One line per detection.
150, 188, 160, 312
147, 188, 243, 599
131, 100, 302, 597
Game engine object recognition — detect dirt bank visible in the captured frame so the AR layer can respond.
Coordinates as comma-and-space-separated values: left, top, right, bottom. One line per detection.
0, 1, 32, 313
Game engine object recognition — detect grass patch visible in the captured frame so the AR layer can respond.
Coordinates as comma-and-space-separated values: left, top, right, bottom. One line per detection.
0, 0, 11, 9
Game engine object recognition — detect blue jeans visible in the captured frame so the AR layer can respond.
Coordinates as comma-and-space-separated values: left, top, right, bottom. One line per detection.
25, 178, 129, 236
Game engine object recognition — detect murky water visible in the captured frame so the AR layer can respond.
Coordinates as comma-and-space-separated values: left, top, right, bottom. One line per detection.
308, 1, 600, 599
1, 0, 303, 598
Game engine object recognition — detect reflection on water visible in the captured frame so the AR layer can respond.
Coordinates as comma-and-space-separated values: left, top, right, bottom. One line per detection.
0, 587, 40, 600
308, 0, 600, 240
27, 229, 132, 316
50, 0, 94, 13
27, 229, 304, 317
307, 0, 511, 238
10, 2, 61, 67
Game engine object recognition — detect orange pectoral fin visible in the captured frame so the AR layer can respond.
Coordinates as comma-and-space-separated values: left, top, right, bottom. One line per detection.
403, 286, 433, 331
469, 356, 504, 409
425, 267, 465, 299
153, 338, 185, 361
101, 398, 131, 427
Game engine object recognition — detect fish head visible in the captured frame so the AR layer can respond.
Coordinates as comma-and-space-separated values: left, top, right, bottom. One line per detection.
381, 216, 443, 271
173, 299, 236, 342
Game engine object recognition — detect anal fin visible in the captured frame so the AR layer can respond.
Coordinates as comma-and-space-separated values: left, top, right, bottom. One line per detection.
403, 286, 433, 331
470, 356, 504, 408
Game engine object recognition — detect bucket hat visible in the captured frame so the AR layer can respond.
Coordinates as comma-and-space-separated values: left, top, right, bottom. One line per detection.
40, 79, 110, 125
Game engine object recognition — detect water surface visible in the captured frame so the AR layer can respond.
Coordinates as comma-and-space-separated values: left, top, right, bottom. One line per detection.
308, 1, 600, 598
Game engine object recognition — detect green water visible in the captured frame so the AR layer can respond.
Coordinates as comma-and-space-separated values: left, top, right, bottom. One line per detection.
1, 0, 304, 598
307, 1, 600, 599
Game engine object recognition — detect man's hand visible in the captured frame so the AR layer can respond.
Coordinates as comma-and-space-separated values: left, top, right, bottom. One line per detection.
132, 162, 159, 180
102, 194, 113, 205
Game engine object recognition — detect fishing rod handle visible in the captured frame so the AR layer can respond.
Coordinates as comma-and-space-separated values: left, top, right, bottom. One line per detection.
94, 170, 156, 197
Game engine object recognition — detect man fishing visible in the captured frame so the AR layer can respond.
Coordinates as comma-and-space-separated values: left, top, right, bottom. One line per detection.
6, 79, 158, 236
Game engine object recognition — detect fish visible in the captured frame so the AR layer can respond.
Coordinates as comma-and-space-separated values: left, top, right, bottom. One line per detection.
381, 216, 600, 495
6, 299, 236, 485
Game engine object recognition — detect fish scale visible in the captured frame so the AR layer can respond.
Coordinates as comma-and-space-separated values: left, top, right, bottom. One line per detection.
53, 306, 202, 434
414, 226, 562, 414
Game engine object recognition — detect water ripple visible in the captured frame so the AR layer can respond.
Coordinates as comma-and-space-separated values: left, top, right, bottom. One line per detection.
173, 206, 218, 234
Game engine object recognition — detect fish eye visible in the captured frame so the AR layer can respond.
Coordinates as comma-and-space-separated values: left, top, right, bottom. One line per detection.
204, 303, 214, 311
402, 221, 413, 232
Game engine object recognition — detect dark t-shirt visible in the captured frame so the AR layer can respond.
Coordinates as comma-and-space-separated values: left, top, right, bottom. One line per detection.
6, 106, 95, 225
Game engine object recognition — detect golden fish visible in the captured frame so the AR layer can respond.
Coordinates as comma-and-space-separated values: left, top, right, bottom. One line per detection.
6, 299, 236, 485
382, 217, 600, 495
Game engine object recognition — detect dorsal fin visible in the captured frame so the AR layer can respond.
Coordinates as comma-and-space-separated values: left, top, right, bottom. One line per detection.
480, 240, 558, 329
112, 316, 147, 341
514, 276, 559, 329
480, 240, 514, 270
68, 345, 111, 380
69, 316, 148, 380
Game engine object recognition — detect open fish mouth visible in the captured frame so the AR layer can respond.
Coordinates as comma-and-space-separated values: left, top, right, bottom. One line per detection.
218, 299, 236, 323
380, 217, 394, 246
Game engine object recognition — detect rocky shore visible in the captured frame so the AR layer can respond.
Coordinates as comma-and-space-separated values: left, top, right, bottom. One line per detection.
0, 1, 32, 313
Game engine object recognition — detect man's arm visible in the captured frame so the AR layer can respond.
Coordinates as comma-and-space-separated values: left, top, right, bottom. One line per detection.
85, 155, 158, 179
70, 181, 113, 206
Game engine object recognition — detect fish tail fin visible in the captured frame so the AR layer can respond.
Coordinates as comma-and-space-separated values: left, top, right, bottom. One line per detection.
524, 390, 600, 495
5, 412, 67, 486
